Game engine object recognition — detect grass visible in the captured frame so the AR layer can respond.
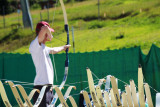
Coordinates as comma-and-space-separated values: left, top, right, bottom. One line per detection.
0, 0, 160, 54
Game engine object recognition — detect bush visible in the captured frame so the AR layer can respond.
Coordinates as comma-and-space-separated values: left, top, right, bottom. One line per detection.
0, 0, 39, 15
30, 3, 41, 10
88, 21, 105, 29
0, 0, 17, 15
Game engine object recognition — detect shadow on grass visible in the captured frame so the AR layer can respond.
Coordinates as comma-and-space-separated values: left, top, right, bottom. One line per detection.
0, 28, 35, 52
0, 28, 19, 43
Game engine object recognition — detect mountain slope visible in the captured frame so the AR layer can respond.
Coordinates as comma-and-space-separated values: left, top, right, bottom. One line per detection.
0, 0, 160, 54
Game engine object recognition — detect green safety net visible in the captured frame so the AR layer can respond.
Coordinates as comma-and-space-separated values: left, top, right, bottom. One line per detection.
141, 44, 160, 106
0, 44, 159, 106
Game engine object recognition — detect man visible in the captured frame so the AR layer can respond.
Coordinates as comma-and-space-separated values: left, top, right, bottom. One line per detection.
29, 21, 70, 107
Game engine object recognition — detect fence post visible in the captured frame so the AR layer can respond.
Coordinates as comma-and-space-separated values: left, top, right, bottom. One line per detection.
20, 0, 33, 30
47, 1, 50, 22
72, 26, 75, 53
98, 0, 100, 20
17, 10, 20, 25
47, 9, 49, 22
3, 6, 5, 28
40, 11, 42, 21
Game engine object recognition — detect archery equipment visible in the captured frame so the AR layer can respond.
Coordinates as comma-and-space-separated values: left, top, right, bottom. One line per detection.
130, 80, 139, 107
121, 92, 128, 107
0, 81, 12, 107
68, 96, 78, 107
5, 81, 25, 107
104, 91, 111, 107
82, 91, 92, 107
110, 89, 117, 107
125, 85, 133, 107
110, 76, 122, 107
86, 68, 100, 107
58, 86, 76, 107
54, 86, 69, 107
49, 0, 70, 105
156, 93, 160, 107
95, 86, 106, 107
138, 66, 145, 107
14, 84, 47, 107
144, 83, 153, 107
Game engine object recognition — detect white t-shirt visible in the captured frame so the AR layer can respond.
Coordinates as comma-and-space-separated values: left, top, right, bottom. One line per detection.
29, 37, 54, 85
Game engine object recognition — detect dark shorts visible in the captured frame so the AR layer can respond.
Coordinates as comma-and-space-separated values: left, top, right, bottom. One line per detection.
33, 85, 54, 107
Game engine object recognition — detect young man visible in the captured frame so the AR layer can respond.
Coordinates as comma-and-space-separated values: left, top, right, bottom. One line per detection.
29, 21, 70, 107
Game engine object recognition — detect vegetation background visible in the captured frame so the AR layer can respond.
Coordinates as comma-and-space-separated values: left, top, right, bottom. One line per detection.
0, 0, 159, 54
0, 0, 159, 106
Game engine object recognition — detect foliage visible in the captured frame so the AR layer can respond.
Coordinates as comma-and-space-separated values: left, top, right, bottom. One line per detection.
0, 0, 16, 15
0, 0, 41, 15
0, 0, 160, 54
30, 3, 41, 10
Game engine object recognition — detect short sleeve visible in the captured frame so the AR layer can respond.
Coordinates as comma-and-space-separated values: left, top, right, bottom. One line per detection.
29, 36, 41, 54
45, 46, 52, 54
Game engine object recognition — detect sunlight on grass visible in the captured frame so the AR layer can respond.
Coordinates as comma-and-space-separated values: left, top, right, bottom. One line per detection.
0, 0, 160, 54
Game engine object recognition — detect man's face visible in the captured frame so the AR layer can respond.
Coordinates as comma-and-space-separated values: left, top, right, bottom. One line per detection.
43, 33, 52, 43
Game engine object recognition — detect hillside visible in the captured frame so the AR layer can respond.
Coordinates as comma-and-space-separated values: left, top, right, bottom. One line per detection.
0, 0, 160, 54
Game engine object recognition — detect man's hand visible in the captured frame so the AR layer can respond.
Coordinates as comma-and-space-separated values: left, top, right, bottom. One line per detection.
64, 45, 71, 51
46, 34, 53, 41
38, 25, 53, 44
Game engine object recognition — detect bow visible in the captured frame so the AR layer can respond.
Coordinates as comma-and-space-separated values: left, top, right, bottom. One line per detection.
59, 0, 69, 88
49, 0, 69, 106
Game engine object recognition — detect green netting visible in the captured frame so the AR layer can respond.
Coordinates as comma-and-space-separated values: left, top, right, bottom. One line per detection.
0, 45, 159, 106
141, 44, 160, 106
0, 53, 36, 106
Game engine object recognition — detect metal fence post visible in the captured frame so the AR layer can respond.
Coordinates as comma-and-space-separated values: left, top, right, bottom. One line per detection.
3, 6, 5, 28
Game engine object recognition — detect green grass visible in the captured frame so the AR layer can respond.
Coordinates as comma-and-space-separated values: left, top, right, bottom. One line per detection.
0, 0, 160, 54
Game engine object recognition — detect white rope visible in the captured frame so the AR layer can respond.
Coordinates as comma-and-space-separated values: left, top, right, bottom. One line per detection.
67, 81, 89, 85
142, 74, 157, 93
90, 71, 107, 87
148, 85, 159, 93
66, 79, 99, 85
1, 79, 33, 84
3, 72, 160, 99
51, 0, 59, 85
143, 75, 159, 93
15, 83, 34, 86
51, 51, 58, 83
68, 81, 100, 97
90, 71, 100, 80
117, 78, 129, 85
3, 82, 33, 90
70, 93, 81, 97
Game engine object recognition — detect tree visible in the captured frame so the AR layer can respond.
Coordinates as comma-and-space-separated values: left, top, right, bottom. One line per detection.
0, 0, 18, 15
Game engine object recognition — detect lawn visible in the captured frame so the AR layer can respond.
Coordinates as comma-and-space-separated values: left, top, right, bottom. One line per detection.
0, 0, 159, 54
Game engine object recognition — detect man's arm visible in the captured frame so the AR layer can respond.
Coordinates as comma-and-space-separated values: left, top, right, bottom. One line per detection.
49, 45, 71, 54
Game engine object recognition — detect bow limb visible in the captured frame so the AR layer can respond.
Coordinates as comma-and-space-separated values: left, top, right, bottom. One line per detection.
59, 0, 68, 25
59, 0, 69, 88
49, 1, 69, 106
